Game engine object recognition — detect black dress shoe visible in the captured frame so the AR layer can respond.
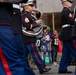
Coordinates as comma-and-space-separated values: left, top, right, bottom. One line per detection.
39, 68, 51, 74
58, 71, 72, 74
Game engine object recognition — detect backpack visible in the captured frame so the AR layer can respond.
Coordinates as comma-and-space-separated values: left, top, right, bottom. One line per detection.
0, 0, 22, 3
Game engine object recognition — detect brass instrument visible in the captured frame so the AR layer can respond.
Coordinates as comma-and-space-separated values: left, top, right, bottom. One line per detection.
22, 25, 43, 37
22, 8, 44, 37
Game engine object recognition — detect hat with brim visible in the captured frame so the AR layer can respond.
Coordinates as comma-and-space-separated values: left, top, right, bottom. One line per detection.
61, 0, 67, 3
61, 0, 73, 3
67, 0, 73, 3
21, 1, 35, 7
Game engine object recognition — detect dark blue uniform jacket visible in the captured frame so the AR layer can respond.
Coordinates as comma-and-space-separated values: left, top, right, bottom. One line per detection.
0, 3, 13, 26
13, 6, 22, 34
59, 7, 74, 41
22, 11, 39, 43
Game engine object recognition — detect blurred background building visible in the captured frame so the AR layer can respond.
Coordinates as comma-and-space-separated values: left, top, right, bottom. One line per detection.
33, 0, 63, 32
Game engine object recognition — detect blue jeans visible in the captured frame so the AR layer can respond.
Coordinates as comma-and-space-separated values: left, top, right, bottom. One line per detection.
43, 43, 51, 61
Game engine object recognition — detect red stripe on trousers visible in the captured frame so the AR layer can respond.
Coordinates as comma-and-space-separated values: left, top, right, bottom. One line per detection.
73, 40, 76, 49
0, 47, 12, 75
31, 43, 44, 69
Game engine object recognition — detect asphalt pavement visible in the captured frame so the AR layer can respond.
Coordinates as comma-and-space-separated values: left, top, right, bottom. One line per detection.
33, 65, 75, 75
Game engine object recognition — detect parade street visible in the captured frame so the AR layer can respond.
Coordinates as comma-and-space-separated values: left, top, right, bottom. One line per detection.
34, 65, 75, 75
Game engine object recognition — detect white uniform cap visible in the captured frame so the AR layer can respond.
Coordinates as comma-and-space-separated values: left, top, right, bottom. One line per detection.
21, 1, 35, 6
61, 0, 67, 3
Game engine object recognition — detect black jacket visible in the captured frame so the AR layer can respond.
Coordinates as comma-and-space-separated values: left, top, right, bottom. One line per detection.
13, 6, 22, 34
0, 3, 13, 26
0, 0, 28, 26
59, 7, 74, 41
22, 11, 39, 43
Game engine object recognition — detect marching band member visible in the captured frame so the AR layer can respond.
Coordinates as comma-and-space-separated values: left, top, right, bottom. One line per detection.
21, 1, 51, 74
13, 3, 35, 75
0, 0, 28, 75
58, 0, 76, 74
